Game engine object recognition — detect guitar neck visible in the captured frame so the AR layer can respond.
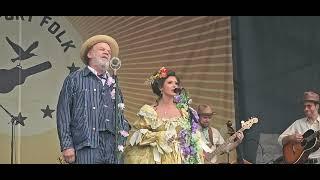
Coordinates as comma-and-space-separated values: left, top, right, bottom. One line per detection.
213, 128, 244, 155
227, 127, 245, 143
23, 61, 52, 76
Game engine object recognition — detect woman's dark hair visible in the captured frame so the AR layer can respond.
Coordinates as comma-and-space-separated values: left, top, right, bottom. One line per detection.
151, 70, 180, 97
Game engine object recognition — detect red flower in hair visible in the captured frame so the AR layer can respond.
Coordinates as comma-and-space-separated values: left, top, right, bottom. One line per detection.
159, 67, 168, 78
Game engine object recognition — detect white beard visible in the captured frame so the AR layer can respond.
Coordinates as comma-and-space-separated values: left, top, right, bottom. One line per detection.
92, 57, 110, 71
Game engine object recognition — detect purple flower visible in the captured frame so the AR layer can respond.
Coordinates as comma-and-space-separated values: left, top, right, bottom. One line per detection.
179, 130, 188, 138
191, 122, 199, 133
190, 107, 199, 122
182, 146, 191, 156
179, 130, 186, 137
107, 76, 115, 87
173, 95, 181, 103
179, 131, 187, 144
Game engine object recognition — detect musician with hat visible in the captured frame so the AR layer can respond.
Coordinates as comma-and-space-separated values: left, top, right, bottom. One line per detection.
278, 91, 320, 164
197, 104, 244, 164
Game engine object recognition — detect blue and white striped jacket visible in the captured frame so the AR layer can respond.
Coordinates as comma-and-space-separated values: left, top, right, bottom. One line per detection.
56, 66, 129, 151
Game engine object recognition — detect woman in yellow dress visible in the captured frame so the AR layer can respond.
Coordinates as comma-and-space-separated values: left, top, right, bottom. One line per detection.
124, 67, 208, 164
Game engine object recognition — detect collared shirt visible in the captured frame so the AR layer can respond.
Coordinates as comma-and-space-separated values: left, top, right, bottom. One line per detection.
200, 126, 225, 146
278, 116, 320, 159
87, 66, 109, 86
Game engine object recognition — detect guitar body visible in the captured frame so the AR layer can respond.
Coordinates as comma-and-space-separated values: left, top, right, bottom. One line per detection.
283, 129, 320, 164
0, 62, 51, 93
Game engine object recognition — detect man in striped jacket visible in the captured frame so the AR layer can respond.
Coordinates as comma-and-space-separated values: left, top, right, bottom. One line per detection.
56, 35, 129, 164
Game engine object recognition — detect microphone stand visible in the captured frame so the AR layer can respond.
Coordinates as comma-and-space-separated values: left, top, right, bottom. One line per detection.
0, 104, 17, 164
110, 57, 122, 164
113, 69, 120, 163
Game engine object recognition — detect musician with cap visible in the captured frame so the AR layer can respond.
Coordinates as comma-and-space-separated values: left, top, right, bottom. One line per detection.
278, 91, 320, 164
56, 35, 129, 164
197, 104, 244, 164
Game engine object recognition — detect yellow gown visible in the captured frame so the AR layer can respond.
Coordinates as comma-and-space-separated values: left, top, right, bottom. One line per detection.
124, 104, 189, 164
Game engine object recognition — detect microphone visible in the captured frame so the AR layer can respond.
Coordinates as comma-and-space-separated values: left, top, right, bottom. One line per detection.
109, 57, 121, 71
174, 87, 183, 94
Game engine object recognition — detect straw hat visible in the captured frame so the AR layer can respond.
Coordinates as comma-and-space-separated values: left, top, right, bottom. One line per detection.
303, 91, 319, 103
80, 35, 119, 65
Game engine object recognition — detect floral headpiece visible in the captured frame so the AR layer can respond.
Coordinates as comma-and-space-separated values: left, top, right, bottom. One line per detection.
145, 67, 175, 85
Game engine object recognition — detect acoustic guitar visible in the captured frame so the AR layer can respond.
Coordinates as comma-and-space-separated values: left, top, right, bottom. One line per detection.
0, 61, 52, 93
283, 129, 320, 164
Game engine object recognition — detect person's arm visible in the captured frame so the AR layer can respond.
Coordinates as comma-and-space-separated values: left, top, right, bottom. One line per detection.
278, 121, 303, 146
281, 135, 293, 145
224, 131, 244, 152
56, 76, 75, 162
281, 133, 303, 145
210, 128, 229, 155
129, 119, 172, 149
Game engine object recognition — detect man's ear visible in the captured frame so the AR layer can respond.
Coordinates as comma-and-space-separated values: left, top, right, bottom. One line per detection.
87, 50, 93, 59
159, 86, 163, 93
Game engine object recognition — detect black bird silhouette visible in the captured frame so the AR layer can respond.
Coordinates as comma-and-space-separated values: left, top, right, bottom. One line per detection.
6, 36, 39, 62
